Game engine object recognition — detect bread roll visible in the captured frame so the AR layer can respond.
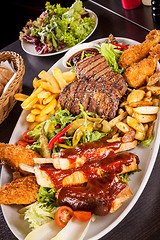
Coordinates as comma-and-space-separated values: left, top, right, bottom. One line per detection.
0, 66, 13, 85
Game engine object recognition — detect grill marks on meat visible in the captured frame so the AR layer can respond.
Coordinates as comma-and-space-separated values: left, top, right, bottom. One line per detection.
60, 54, 127, 120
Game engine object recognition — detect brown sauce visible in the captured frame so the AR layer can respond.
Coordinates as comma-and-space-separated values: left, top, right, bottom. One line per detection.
67, 48, 99, 66
58, 174, 127, 215
54, 138, 122, 164
40, 151, 137, 189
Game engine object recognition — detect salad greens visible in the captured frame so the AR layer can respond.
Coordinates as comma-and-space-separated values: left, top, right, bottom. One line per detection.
37, 187, 57, 209
19, 0, 96, 54
141, 134, 154, 147
28, 106, 108, 154
99, 42, 124, 74
19, 187, 58, 229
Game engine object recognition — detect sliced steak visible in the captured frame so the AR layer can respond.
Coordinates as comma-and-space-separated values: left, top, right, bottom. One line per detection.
59, 54, 127, 120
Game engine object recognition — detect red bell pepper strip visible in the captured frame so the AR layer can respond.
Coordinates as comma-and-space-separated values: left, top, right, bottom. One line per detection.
110, 42, 129, 50
48, 124, 72, 150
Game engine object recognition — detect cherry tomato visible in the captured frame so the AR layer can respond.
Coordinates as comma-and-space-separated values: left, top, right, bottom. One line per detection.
17, 140, 30, 147
23, 130, 36, 143
55, 206, 74, 228
74, 211, 91, 222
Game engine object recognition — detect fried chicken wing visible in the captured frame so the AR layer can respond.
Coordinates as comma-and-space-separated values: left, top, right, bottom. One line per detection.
0, 143, 41, 174
0, 175, 39, 205
123, 44, 160, 88
118, 29, 160, 69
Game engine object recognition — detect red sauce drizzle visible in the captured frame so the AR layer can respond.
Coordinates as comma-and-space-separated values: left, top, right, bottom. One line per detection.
40, 151, 137, 189
58, 174, 127, 216
53, 138, 122, 164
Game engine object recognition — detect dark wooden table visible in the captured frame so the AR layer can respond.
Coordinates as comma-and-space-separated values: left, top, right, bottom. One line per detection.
0, 0, 160, 239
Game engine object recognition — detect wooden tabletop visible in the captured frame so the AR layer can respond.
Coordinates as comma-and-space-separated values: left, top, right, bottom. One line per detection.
0, 1, 160, 240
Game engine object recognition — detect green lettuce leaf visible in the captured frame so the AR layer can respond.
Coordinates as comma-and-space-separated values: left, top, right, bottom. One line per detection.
99, 42, 124, 74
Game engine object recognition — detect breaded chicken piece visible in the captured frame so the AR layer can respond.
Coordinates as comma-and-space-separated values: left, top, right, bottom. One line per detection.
0, 143, 41, 175
0, 175, 39, 205
123, 44, 160, 88
118, 29, 160, 69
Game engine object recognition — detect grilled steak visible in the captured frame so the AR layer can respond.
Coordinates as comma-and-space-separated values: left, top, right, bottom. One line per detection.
59, 54, 127, 120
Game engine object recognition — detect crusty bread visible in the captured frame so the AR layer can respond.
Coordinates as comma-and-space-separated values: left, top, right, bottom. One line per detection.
0, 66, 14, 96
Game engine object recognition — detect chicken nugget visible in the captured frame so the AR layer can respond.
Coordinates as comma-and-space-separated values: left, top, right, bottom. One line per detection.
0, 175, 39, 205
0, 143, 41, 175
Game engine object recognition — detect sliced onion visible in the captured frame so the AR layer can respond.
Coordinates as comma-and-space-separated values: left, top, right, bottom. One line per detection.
51, 216, 91, 240
25, 221, 61, 240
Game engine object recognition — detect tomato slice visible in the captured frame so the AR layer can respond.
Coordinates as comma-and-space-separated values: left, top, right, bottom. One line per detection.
17, 140, 30, 147
23, 130, 36, 143
74, 211, 91, 222
55, 206, 74, 228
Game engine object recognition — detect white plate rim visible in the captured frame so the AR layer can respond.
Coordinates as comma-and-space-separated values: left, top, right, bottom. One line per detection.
1, 37, 160, 240
21, 9, 98, 57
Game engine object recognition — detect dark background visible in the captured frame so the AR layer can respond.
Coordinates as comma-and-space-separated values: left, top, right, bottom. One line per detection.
0, 0, 77, 49
1, 1, 160, 240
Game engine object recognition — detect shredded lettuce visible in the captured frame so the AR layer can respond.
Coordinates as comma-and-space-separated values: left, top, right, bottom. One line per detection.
19, 187, 58, 229
99, 42, 124, 74
20, 202, 58, 229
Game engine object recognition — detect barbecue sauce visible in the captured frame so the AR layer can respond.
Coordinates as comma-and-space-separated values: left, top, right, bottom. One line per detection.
67, 48, 99, 67
53, 138, 122, 164
58, 174, 127, 216
40, 151, 138, 189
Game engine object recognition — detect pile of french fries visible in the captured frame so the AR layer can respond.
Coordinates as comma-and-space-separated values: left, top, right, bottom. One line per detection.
106, 86, 160, 145
14, 69, 76, 129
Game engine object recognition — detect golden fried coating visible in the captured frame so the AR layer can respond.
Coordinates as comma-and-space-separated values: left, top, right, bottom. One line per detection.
118, 29, 160, 69
0, 175, 39, 205
0, 143, 41, 175
123, 44, 160, 88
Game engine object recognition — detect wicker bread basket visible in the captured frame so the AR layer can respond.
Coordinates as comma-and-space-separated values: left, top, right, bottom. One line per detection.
0, 51, 25, 124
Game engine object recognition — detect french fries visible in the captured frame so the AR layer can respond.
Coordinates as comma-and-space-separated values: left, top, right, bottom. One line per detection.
52, 68, 67, 89
14, 68, 77, 124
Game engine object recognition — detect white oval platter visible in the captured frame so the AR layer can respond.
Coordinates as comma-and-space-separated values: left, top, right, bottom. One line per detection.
1, 37, 160, 240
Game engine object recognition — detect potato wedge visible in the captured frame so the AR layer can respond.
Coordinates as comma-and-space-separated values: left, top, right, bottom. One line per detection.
116, 122, 130, 133
134, 112, 157, 123
127, 89, 145, 104
115, 140, 138, 153
146, 124, 153, 139
127, 116, 145, 132
109, 112, 127, 128
125, 105, 134, 116
146, 86, 160, 95
135, 130, 146, 141
133, 106, 159, 114
152, 98, 160, 106
128, 101, 153, 108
